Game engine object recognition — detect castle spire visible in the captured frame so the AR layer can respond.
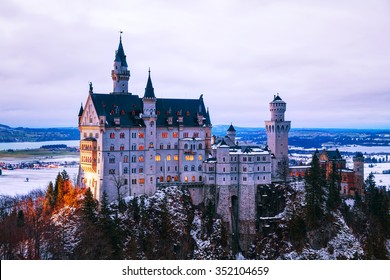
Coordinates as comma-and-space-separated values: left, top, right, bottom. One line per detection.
143, 68, 156, 99
112, 33, 130, 93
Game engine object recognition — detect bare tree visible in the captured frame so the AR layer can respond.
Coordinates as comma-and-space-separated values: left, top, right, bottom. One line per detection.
110, 174, 127, 211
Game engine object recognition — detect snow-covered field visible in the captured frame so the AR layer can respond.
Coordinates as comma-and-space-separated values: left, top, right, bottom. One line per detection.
0, 156, 79, 197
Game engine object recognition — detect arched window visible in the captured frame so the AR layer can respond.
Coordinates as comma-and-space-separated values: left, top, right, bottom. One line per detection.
110, 132, 115, 139
110, 144, 115, 151
198, 143, 203, 150
124, 167, 128, 174
184, 165, 188, 171
184, 143, 189, 149
109, 156, 115, 164
191, 165, 195, 171
198, 165, 202, 171
199, 176, 202, 182
123, 155, 129, 163
120, 132, 125, 139
120, 144, 125, 151
192, 176, 195, 182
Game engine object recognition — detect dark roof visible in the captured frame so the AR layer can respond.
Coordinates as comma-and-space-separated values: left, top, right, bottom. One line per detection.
143, 71, 155, 99
114, 36, 128, 67
78, 103, 84, 117
322, 149, 343, 161
89, 93, 211, 128
227, 123, 236, 132
272, 94, 283, 102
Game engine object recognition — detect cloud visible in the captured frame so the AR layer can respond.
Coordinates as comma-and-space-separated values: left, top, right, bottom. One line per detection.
0, 0, 389, 128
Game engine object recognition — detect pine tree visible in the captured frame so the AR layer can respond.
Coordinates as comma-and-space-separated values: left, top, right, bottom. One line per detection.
304, 152, 326, 228
327, 161, 341, 210
53, 172, 64, 207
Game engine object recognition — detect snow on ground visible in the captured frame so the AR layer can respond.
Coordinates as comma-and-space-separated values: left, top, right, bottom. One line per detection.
0, 166, 79, 196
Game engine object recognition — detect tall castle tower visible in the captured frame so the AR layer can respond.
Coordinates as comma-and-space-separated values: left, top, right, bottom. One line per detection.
142, 70, 157, 195
111, 34, 130, 93
353, 152, 365, 196
264, 94, 291, 177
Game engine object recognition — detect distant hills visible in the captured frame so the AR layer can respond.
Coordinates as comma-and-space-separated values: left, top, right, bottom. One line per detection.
0, 124, 79, 143
1, 124, 389, 148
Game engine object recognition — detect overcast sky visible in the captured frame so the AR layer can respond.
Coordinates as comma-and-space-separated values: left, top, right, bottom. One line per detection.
1, 0, 389, 129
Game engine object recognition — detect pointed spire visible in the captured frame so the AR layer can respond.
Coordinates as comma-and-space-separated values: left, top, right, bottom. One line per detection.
143, 68, 156, 99
227, 123, 236, 132
115, 32, 128, 67
78, 103, 84, 117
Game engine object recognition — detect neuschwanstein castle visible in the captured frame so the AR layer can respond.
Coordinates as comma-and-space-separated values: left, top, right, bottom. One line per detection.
77, 36, 363, 251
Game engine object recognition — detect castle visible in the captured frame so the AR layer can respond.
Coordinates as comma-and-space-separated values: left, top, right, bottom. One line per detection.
77, 36, 363, 252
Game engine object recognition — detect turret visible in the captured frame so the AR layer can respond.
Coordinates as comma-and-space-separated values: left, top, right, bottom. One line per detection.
111, 34, 130, 93
227, 123, 236, 144
353, 152, 365, 196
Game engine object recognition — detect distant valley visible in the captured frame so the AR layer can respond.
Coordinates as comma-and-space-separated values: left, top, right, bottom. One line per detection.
1, 124, 389, 151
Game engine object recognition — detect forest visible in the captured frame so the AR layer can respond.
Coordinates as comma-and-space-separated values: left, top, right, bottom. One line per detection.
0, 160, 389, 259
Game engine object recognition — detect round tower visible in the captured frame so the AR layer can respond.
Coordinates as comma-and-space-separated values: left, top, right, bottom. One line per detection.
227, 123, 236, 145
264, 94, 291, 178
111, 34, 130, 93
353, 152, 365, 196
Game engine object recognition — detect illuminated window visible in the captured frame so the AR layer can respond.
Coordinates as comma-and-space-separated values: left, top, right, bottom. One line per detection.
120, 144, 125, 151
139, 167, 143, 173
166, 155, 171, 161
184, 176, 188, 182
155, 155, 161, 161
139, 156, 144, 162
139, 178, 145, 184
110, 133, 115, 139
139, 145, 144, 150
185, 155, 194, 161
193, 132, 199, 138
172, 132, 178, 138
192, 176, 195, 182
174, 155, 178, 161
138, 132, 144, 138
162, 132, 168, 138
149, 142, 154, 148
198, 155, 203, 161
183, 132, 189, 138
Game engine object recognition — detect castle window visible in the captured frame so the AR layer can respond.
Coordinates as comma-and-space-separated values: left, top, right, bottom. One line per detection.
183, 132, 189, 138
166, 155, 171, 161
174, 155, 178, 161
185, 155, 194, 161
193, 132, 199, 138
198, 165, 202, 171
199, 176, 202, 182
124, 167, 128, 174
243, 157, 247, 162
160, 144, 164, 149
138, 132, 144, 138
120, 132, 125, 138
191, 165, 195, 171
243, 177, 247, 181
132, 179, 137, 184
162, 132, 168, 138
123, 156, 129, 163
263, 176, 266, 180
198, 155, 203, 161
110, 145, 115, 151
160, 176, 164, 182
139, 167, 143, 173
248, 157, 252, 162
149, 142, 154, 148
138, 178, 144, 184
223, 177, 225, 181
184, 143, 189, 149
263, 166, 266, 171
124, 179, 128, 185
132, 168, 136, 173
120, 144, 125, 151
223, 167, 226, 172
192, 176, 195, 182
155, 155, 161, 162
167, 166, 170, 171
184, 165, 188, 171
263, 156, 266, 161
131, 155, 136, 162
110, 133, 115, 139
184, 176, 188, 182
167, 144, 171, 149
109, 156, 115, 164
208, 166, 214, 172
174, 176, 179, 181
198, 143, 203, 149
132, 132, 137, 138
95, 133, 99, 139
139, 145, 144, 150
138, 156, 144, 162
243, 167, 247, 172
109, 169, 115, 174
172, 132, 178, 138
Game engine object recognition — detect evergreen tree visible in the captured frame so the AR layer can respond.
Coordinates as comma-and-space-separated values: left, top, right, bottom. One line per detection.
45, 181, 55, 208
53, 172, 64, 207
327, 161, 341, 210
304, 152, 326, 228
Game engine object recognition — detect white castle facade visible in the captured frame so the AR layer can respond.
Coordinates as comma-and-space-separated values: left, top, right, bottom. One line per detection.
78, 36, 290, 251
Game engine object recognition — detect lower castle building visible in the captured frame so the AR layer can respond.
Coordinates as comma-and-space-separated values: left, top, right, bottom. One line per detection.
78, 36, 289, 252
